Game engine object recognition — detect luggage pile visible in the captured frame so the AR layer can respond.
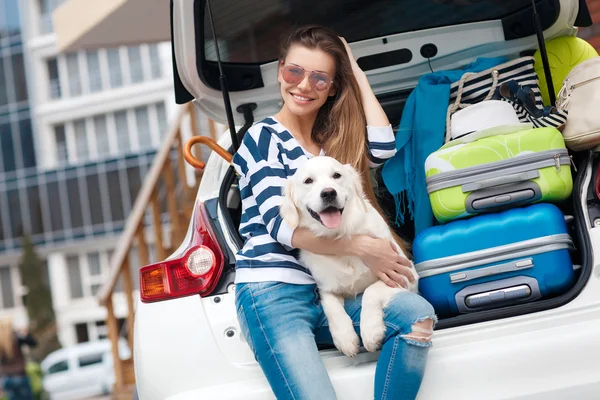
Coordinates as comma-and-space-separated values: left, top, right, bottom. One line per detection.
410, 35, 600, 318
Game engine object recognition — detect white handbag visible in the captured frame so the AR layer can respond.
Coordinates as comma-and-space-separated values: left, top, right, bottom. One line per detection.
446, 57, 568, 143
556, 57, 600, 151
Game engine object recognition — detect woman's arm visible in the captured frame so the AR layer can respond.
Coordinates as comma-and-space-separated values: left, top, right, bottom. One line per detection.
340, 38, 396, 167
292, 228, 415, 288
234, 127, 296, 248
340, 37, 390, 127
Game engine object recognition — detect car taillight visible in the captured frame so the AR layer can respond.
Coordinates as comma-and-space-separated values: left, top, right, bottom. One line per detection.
139, 201, 225, 303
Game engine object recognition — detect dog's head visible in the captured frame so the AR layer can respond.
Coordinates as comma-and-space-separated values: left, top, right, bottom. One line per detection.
280, 156, 367, 235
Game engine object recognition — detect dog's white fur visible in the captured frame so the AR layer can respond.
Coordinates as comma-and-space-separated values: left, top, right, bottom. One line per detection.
280, 156, 419, 357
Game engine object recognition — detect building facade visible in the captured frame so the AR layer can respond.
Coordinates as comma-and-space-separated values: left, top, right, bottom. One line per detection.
0, 0, 32, 331
0, 0, 179, 347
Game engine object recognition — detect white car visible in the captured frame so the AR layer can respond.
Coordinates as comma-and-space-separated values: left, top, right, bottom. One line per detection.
41, 338, 130, 400
133, 0, 600, 399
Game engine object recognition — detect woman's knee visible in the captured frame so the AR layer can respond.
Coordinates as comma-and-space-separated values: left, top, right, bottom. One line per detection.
384, 292, 437, 346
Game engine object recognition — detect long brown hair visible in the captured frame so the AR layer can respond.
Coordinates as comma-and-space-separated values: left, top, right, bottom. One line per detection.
279, 25, 410, 254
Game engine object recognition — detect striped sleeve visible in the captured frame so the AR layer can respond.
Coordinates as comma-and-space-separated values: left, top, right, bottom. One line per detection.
235, 127, 296, 248
366, 124, 396, 168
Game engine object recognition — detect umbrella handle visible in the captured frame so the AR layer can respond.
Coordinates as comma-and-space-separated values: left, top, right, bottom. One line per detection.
183, 136, 233, 170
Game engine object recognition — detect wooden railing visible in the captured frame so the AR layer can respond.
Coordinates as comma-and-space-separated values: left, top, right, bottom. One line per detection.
97, 102, 218, 396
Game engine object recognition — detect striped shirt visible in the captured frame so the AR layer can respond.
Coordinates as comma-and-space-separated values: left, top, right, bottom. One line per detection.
231, 116, 397, 284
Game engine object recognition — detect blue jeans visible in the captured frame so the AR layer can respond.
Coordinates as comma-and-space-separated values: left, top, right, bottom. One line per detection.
2, 375, 34, 400
235, 282, 437, 400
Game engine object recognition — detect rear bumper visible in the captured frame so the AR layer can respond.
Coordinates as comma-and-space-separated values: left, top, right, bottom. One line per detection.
134, 288, 600, 400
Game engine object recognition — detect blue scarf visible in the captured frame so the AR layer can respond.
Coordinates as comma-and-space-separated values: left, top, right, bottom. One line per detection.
381, 57, 509, 235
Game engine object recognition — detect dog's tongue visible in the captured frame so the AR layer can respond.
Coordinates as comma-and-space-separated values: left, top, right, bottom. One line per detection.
319, 208, 342, 229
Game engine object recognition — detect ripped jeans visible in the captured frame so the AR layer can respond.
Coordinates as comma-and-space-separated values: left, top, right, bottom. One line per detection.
235, 282, 437, 400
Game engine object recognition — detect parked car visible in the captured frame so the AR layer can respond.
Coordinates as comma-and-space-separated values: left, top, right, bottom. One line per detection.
133, 0, 600, 399
40, 339, 130, 400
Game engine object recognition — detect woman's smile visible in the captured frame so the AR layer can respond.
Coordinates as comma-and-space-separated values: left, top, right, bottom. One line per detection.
290, 91, 316, 104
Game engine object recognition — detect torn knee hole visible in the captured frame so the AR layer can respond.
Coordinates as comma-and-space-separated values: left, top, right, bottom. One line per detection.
401, 319, 434, 343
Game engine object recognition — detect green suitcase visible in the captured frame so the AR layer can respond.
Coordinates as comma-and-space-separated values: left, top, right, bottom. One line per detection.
425, 127, 573, 224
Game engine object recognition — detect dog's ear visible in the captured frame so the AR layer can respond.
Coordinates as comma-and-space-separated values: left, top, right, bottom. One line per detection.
279, 178, 300, 229
344, 164, 368, 213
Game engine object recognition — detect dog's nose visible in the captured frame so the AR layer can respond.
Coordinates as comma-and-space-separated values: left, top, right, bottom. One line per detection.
320, 188, 337, 202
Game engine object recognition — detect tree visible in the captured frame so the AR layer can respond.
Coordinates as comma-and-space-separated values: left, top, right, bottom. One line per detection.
18, 235, 61, 361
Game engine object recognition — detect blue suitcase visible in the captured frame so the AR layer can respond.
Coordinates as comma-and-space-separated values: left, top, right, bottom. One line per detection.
412, 203, 576, 317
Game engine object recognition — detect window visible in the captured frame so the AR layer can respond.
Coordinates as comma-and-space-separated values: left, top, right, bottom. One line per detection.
128, 46, 144, 84
0, 266, 15, 309
55, 124, 68, 165
88, 252, 101, 276
47, 360, 69, 375
203, 0, 551, 64
75, 322, 89, 343
90, 283, 102, 296
134, 106, 151, 149
0, 122, 15, 172
0, 60, 7, 106
86, 173, 104, 226
86, 51, 103, 93
47, 58, 61, 99
106, 170, 124, 221
106, 48, 123, 88
156, 102, 167, 137
67, 255, 83, 299
7, 189, 23, 239
114, 111, 130, 153
73, 119, 88, 162
66, 53, 81, 96
12, 54, 28, 102
66, 177, 83, 229
127, 166, 141, 214
38, 0, 59, 34
94, 115, 110, 158
78, 353, 103, 367
2, 0, 21, 39
96, 320, 107, 340
46, 181, 64, 231
148, 44, 162, 79
19, 119, 36, 169
27, 185, 44, 236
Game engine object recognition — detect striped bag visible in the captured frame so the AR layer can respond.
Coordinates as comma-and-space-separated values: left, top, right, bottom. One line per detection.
445, 57, 568, 143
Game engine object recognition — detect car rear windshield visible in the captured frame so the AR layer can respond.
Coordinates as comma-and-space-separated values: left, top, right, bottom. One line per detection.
204, 0, 539, 64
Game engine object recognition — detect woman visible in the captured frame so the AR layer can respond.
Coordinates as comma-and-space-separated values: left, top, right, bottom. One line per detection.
0, 318, 36, 400
233, 25, 436, 400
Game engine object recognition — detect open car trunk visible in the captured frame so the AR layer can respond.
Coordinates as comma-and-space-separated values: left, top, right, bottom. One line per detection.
212, 91, 595, 331
171, 0, 596, 330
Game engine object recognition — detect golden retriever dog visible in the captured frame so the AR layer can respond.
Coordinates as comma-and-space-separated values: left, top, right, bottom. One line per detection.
280, 156, 419, 357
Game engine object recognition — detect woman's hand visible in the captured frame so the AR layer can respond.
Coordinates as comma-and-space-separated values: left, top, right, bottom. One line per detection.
339, 36, 363, 76
351, 235, 415, 288
339, 37, 390, 128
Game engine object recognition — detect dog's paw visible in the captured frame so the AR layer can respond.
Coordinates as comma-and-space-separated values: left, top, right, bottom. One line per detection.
360, 314, 386, 352
331, 325, 360, 358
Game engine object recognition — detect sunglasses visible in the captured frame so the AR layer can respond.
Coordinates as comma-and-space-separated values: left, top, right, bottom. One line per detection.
281, 64, 334, 92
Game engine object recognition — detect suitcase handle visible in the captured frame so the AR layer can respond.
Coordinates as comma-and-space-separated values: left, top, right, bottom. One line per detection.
450, 258, 534, 283
465, 181, 543, 213
455, 276, 542, 314
462, 170, 539, 192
